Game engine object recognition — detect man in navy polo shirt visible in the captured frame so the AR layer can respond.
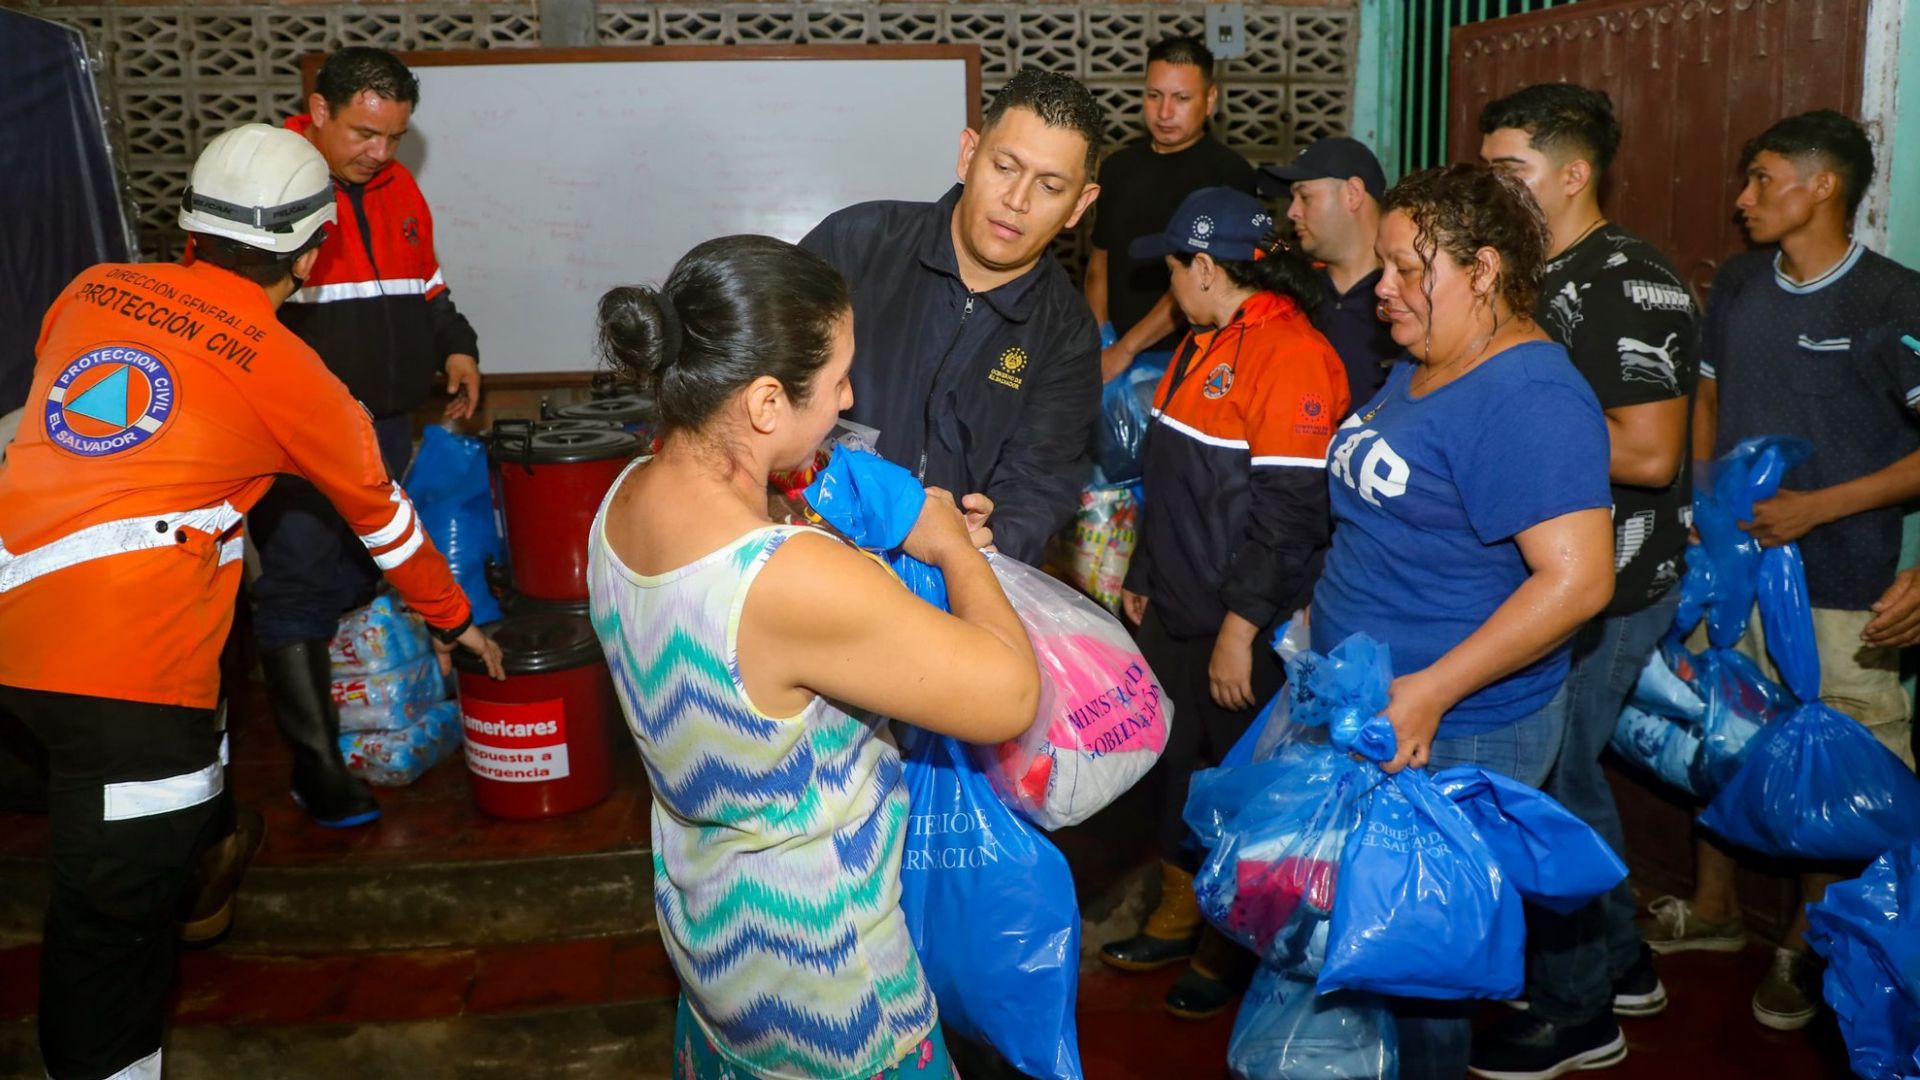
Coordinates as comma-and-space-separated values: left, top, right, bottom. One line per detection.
1662, 109, 1920, 1033
1261, 137, 1399, 412
800, 69, 1103, 564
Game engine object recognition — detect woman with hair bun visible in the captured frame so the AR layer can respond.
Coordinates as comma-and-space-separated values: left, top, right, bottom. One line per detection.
587, 235, 1041, 1080
1307, 164, 1616, 1078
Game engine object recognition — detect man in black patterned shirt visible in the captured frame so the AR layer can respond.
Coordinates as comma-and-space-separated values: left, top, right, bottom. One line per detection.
1471, 83, 1698, 1079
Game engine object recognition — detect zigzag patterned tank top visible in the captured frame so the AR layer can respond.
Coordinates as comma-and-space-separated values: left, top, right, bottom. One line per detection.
588, 465, 935, 1079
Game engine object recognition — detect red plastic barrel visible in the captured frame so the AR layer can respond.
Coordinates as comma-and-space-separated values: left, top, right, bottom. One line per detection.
454, 613, 616, 819
500, 587, 590, 620
490, 425, 638, 602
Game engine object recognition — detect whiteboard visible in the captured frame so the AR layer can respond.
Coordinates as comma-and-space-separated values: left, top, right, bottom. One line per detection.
392, 50, 976, 375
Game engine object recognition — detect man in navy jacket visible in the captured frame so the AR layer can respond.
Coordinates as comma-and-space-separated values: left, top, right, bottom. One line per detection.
801, 69, 1104, 563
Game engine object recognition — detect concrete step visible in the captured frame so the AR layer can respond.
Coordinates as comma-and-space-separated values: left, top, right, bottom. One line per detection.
0, 846, 655, 952
0, 1000, 678, 1080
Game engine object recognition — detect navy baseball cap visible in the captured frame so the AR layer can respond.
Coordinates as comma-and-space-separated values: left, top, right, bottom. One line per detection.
1258, 137, 1387, 199
1128, 187, 1277, 262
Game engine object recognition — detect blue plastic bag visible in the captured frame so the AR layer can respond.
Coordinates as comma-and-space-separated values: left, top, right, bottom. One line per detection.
1246, 633, 1397, 766
405, 425, 504, 625
1204, 633, 1609, 1001
1806, 842, 1920, 1080
1698, 700, 1920, 862
1698, 449, 1920, 860
1189, 745, 1372, 961
1610, 643, 1792, 799
1690, 648, 1795, 793
1662, 544, 1717, 653
1228, 965, 1398, 1080
804, 446, 947, 606
1431, 767, 1627, 916
897, 733, 1082, 1080
1692, 436, 1809, 648
812, 446, 1083, 1076
803, 444, 927, 551
1613, 545, 1795, 800
1094, 356, 1168, 485
1321, 769, 1527, 1000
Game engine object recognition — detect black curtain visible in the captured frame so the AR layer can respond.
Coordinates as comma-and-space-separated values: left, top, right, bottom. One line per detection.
0, 10, 133, 417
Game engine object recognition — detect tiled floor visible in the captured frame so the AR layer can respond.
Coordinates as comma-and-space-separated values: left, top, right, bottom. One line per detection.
1072, 947, 1855, 1079
0, 683, 651, 868
0, 685, 1870, 1077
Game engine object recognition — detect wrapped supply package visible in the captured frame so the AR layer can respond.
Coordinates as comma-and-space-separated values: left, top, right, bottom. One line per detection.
803, 446, 1170, 830
339, 700, 463, 787
329, 596, 459, 784
329, 594, 432, 676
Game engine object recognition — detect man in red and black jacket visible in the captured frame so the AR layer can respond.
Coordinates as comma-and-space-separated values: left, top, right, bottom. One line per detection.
250, 47, 482, 828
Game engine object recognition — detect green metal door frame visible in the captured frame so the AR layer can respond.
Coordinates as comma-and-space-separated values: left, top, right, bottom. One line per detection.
1351, 0, 1404, 183
1885, 0, 1920, 267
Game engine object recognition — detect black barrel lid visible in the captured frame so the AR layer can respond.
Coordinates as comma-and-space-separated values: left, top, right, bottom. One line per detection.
532, 418, 622, 433
549, 395, 655, 424
501, 589, 592, 619
456, 612, 604, 675
489, 425, 639, 465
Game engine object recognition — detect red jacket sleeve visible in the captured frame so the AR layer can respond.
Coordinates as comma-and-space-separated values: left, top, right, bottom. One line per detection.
254, 339, 473, 634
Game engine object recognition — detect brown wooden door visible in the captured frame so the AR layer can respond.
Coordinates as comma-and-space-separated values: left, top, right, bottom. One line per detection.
1447, 0, 1870, 300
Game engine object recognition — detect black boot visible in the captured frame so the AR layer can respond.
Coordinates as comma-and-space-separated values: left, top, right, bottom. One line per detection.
261, 640, 380, 828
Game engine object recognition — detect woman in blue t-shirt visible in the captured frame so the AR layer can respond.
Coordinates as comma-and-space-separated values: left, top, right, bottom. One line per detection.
1307, 164, 1616, 1080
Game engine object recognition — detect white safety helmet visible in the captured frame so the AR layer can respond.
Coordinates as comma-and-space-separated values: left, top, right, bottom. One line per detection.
178, 123, 337, 255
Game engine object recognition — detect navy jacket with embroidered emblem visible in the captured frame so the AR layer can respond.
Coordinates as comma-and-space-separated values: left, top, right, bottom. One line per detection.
800, 184, 1100, 564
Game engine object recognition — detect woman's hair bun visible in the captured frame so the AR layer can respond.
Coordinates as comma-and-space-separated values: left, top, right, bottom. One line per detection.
597, 285, 674, 384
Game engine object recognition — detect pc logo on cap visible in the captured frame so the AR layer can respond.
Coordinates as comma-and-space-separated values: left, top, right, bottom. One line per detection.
1129, 187, 1275, 262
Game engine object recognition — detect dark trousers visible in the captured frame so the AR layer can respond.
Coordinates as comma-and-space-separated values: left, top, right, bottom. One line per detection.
1137, 605, 1286, 868
249, 414, 413, 652
0, 685, 223, 1080
1526, 591, 1679, 1026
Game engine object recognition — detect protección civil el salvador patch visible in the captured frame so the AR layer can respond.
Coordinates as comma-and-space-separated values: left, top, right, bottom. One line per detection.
43, 344, 177, 457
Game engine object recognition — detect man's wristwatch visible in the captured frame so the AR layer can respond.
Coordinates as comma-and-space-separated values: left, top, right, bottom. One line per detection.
430, 617, 474, 646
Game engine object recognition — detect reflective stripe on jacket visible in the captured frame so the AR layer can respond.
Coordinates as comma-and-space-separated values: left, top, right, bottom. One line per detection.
0, 258, 470, 708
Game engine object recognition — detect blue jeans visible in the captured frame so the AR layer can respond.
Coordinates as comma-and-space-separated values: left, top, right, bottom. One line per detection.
1393, 684, 1569, 1080
1526, 593, 1677, 1026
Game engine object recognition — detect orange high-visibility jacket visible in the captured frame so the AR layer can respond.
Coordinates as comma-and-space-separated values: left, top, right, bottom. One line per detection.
0, 258, 471, 710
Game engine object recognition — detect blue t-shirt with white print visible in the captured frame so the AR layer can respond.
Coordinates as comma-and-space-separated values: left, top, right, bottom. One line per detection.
1310, 341, 1612, 735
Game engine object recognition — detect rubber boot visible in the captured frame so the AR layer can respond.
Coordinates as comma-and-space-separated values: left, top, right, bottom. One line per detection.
262, 639, 380, 828
1100, 862, 1203, 972
1164, 926, 1256, 1020
178, 804, 264, 943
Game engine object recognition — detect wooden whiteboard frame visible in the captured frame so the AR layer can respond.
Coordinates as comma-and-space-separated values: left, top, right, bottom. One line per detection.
298, 44, 981, 387
302, 43, 982, 128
